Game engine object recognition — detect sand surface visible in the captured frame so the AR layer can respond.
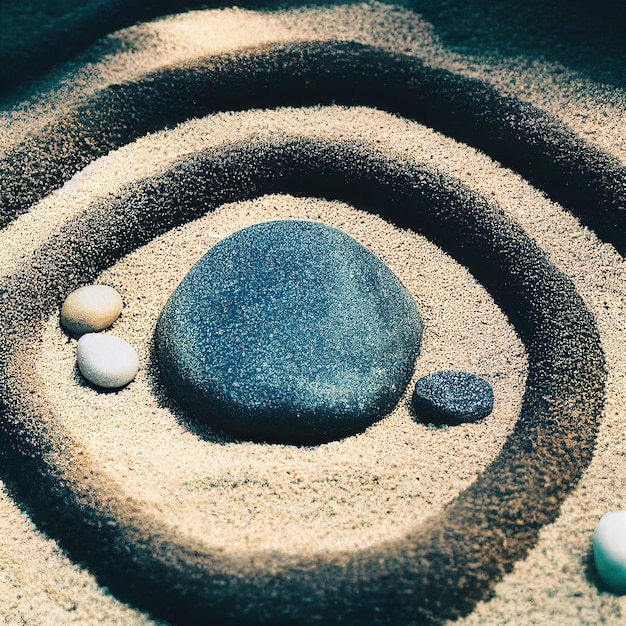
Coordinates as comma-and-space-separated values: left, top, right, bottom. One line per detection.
0, 3, 624, 624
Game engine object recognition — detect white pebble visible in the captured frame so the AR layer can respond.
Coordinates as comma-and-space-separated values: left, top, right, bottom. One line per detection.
593, 510, 626, 593
60, 285, 123, 336
77, 333, 139, 389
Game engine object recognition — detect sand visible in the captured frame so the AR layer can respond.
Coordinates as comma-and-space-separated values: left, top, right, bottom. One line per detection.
0, 3, 624, 625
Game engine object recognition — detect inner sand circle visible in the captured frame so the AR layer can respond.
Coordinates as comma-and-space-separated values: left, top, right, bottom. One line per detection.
39, 191, 525, 554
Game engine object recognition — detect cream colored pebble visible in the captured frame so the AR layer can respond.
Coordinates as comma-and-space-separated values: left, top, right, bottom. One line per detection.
76, 333, 139, 388
60, 285, 123, 335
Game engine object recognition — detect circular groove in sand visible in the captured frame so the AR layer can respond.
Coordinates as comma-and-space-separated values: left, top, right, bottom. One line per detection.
1, 41, 624, 253
40, 191, 525, 556
0, 120, 605, 625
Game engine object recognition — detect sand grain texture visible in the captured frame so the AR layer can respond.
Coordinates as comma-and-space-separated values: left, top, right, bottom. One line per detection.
0, 3, 624, 625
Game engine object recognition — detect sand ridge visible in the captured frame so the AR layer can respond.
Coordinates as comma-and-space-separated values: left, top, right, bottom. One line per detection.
0, 3, 623, 625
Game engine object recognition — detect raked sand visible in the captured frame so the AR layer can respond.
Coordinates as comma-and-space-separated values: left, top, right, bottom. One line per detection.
0, 3, 624, 624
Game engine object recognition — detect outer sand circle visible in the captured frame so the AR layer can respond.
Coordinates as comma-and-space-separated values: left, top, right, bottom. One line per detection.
0, 4, 624, 625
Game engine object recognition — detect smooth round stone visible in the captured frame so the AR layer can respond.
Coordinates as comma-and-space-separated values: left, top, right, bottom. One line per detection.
411, 370, 494, 425
77, 333, 139, 389
593, 510, 626, 593
60, 284, 123, 336
155, 220, 423, 445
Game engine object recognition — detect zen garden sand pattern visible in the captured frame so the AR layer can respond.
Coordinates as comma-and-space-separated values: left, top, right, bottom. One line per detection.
0, 2, 625, 624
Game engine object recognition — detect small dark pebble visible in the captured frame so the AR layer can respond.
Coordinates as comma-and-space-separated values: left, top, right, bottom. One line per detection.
411, 370, 494, 425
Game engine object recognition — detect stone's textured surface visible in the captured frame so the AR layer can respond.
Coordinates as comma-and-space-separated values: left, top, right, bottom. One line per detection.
593, 510, 626, 594
60, 284, 123, 336
411, 370, 494, 425
155, 219, 422, 445
77, 333, 139, 389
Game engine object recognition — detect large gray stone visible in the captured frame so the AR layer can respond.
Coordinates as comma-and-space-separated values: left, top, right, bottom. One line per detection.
155, 220, 422, 444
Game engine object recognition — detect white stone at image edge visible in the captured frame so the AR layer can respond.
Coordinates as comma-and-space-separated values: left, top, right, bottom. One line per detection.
593, 510, 626, 593
61, 284, 123, 335
76, 333, 139, 388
